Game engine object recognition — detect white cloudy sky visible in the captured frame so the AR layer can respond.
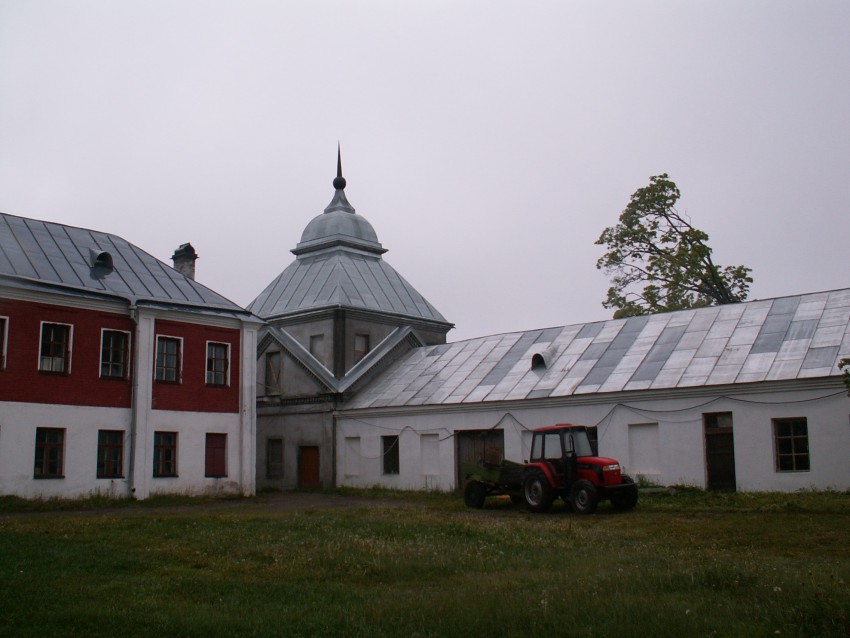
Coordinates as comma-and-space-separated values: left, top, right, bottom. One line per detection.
1, 1, 848, 341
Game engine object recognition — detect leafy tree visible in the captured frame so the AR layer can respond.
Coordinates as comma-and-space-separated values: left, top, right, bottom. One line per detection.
840, 358, 850, 394
596, 174, 753, 318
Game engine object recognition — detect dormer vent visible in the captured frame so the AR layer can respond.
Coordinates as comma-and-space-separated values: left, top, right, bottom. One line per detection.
89, 248, 114, 271
532, 344, 559, 371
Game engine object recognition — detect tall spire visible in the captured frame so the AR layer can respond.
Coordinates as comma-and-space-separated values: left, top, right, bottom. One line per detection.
324, 144, 355, 214
333, 143, 346, 191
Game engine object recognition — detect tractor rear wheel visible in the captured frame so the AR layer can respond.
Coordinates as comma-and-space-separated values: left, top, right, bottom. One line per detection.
523, 473, 553, 513
571, 480, 599, 515
464, 480, 487, 509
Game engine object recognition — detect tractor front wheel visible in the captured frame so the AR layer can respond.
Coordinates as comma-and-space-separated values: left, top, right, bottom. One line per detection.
464, 480, 487, 509
523, 473, 553, 513
571, 480, 599, 515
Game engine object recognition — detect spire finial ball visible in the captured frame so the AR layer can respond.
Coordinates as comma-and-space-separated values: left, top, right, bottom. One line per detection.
333, 175, 346, 190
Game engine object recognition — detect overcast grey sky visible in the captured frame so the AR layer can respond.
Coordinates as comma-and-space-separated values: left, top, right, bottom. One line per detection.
1, 1, 848, 341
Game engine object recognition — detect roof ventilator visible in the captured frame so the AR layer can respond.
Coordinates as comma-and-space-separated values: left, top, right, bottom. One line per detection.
89, 248, 114, 271
532, 345, 558, 371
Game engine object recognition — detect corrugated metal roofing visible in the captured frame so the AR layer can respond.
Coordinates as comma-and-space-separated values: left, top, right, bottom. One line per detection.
0, 212, 245, 312
348, 289, 850, 409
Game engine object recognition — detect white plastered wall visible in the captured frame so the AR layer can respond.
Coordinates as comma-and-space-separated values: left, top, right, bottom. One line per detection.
335, 383, 850, 493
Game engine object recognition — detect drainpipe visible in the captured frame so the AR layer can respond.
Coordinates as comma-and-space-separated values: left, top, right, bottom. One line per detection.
128, 304, 140, 498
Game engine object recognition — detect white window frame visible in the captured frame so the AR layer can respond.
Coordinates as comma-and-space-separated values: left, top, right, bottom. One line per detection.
38, 321, 73, 374
99, 328, 132, 379
0, 315, 8, 369
205, 341, 231, 386
154, 334, 183, 383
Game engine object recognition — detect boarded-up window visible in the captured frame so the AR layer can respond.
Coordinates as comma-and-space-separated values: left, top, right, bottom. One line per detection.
420, 434, 439, 476
205, 433, 227, 477
345, 436, 361, 477
309, 335, 324, 358
267, 438, 283, 478
264, 352, 282, 396
354, 334, 370, 363
628, 423, 660, 475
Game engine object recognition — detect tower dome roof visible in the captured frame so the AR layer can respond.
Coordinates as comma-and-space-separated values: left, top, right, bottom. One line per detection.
292, 149, 385, 256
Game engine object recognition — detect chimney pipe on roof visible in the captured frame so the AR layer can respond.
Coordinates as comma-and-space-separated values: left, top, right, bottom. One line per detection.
171, 243, 198, 280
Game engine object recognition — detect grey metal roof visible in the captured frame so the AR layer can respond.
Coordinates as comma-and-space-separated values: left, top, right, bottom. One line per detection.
0, 212, 246, 313
260, 325, 425, 394
248, 248, 449, 324
347, 289, 850, 409
248, 177, 450, 327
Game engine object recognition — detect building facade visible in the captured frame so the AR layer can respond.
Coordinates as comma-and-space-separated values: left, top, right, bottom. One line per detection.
0, 213, 260, 499
250, 162, 850, 494
334, 291, 850, 492
249, 163, 452, 489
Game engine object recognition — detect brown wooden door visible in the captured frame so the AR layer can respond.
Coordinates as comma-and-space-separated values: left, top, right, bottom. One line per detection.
455, 429, 504, 489
704, 413, 736, 491
298, 446, 321, 488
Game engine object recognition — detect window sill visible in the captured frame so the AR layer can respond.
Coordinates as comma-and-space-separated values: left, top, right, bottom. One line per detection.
33, 475, 65, 480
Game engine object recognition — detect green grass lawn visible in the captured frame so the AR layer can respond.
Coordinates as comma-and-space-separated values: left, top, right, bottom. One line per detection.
1, 489, 848, 637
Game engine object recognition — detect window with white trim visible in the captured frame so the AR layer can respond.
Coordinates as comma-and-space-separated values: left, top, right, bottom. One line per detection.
100, 329, 130, 379
155, 336, 182, 383
0, 316, 7, 369
39, 322, 72, 374
206, 342, 229, 386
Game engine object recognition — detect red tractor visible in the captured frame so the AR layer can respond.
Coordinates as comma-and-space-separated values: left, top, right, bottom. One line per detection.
461, 423, 638, 514
522, 424, 637, 513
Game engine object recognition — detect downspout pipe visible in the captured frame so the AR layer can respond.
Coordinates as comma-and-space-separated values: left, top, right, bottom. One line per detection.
128, 304, 140, 498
